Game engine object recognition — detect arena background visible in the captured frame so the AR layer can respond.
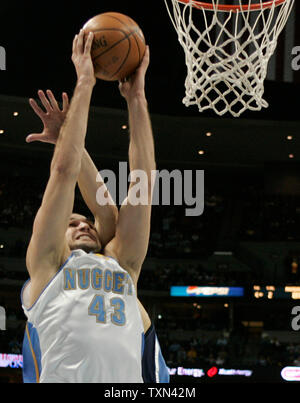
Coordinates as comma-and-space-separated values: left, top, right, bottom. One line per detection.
0, 0, 300, 385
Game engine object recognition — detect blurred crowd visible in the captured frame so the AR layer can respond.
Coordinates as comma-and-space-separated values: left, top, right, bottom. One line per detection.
0, 177, 43, 230
239, 186, 300, 242
1, 175, 300, 378
1, 313, 299, 371
1, 176, 300, 254
1, 177, 300, 254
161, 330, 245, 369
159, 333, 300, 369
0, 175, 299, 287
256, 334, 300, 367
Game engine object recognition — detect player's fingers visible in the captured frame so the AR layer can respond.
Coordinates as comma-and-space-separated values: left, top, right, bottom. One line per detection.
84, 31, 94, 55
118, 80, 125, 91
38, 90, 53, 113
46, 90, 59, 111
29, 98, 46, 119
145, 46, 150, 62
26, 133, 44, 143
72, 34, 78, 54
62, 92, 69, 113
77, 29, 85, 53
140, 46, 150, 72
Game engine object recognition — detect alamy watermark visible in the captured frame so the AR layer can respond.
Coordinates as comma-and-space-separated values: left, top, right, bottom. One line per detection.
292, 46, 300, 71
0, 306, 6, 330
96, 163, 204, 217
0, 46, 6, 71
291, 306, 300, 331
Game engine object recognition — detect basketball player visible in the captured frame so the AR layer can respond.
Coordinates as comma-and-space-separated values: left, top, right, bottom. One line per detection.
21, 29, 169, 383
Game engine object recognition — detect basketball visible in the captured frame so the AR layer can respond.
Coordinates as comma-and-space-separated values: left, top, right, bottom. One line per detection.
83, 12, 146, 81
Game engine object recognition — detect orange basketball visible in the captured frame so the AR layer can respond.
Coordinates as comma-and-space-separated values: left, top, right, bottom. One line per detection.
83, 12, 146, 81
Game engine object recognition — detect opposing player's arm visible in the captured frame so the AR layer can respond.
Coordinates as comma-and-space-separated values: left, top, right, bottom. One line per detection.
26, 30, 96, 279
27, 90, 118, 248
77, 150, 118, 247
105, 47, 155, 284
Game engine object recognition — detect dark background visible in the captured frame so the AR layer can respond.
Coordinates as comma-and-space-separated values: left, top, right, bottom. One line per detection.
0, 0, 299, 121
0, 0, 300, 385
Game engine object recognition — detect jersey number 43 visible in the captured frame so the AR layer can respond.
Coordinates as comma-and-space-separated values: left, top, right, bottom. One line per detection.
88, 295, 126, 326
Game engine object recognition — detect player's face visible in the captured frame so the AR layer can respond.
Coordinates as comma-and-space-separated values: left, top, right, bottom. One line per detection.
66, 214, 102, 253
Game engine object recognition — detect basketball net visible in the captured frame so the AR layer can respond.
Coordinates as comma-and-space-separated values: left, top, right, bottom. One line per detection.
164, 0, 294, 117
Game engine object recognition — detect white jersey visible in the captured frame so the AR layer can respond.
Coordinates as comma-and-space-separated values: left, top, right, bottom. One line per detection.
21, 250, 144, 383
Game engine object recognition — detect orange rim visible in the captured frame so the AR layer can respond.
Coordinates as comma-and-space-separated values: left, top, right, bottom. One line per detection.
177, 0, 288, 12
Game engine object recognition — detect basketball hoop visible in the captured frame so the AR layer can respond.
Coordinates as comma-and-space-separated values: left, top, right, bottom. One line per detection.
164, 0, 294, 117
175, 0, 288, 12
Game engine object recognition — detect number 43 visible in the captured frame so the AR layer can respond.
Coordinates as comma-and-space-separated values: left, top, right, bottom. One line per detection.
88, 295, 126, 326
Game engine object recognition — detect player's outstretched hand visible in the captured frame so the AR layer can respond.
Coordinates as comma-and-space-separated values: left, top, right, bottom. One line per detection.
72, 29, 96, 87
26, 90, 69, 145
119, 45, 150, 102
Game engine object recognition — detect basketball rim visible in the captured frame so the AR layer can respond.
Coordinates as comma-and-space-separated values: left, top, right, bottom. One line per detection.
176, 0, 289, 12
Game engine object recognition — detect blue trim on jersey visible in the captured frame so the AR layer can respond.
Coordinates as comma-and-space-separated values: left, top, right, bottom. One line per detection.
22, 322, 42, 383
90, 252, 119, 265
21, 252, 75, 311
142, 324, 170, 383
141, 332, 145, 357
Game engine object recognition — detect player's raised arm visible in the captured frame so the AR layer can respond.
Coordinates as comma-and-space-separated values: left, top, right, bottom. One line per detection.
26, 30, 96, 285
105, 47, 155, 285
27, 89, 118, 247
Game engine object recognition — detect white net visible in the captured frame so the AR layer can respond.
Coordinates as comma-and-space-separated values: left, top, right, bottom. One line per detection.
164, 0, 294, 117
